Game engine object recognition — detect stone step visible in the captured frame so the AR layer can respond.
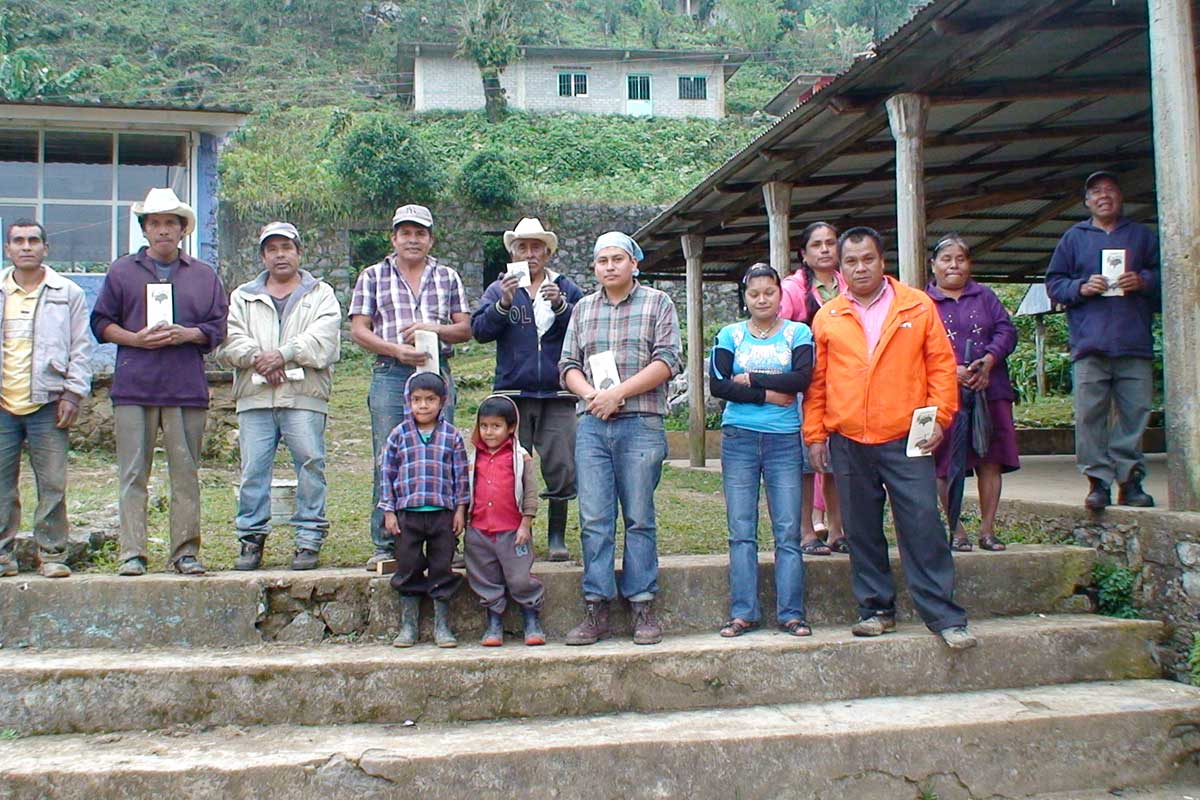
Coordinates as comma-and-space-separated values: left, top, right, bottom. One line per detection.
0, 614, 1160, 736
0, 544, 1095, 649
0, 680, 1196, 799
1029, 785, 1200, 800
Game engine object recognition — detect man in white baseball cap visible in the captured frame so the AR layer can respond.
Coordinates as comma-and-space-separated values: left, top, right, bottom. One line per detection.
349, 203, 472, 570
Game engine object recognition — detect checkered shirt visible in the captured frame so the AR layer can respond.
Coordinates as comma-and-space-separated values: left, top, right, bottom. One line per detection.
349, 255, 468, 356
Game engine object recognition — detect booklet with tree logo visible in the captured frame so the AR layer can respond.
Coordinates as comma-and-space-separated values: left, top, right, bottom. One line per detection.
413, 329, 440, 375
146, 283, 174, 327
506, 260, 532, 288
906, 405, 939, 457
1102, 249, 1126, 297
589, 350, 621, 392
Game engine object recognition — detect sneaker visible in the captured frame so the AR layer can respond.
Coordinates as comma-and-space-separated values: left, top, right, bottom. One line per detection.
565, 600, 611, 646
630, 600, 663, 645
851, 613, 896, 637
38, 562, 71, 578
939, 625, 978, 650
173, 556, 206, 576
365, 550, 392, 572
291, 548, 319, 571
118, 557, 147, 576
0, 557, 16, 577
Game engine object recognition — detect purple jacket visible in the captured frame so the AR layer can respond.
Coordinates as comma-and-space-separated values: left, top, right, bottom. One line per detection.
90, 248, 229, 408
925, 279, 1017, 402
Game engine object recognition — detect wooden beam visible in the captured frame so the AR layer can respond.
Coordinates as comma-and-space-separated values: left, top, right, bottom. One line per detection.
888, 92, 930, 287
932, 10, 1146, 37
681, 233, 707, 468
762, 181, 793, 274
831, 74, 1147, 113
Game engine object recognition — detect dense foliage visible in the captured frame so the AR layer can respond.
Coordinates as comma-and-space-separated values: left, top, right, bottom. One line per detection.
333, 115, 445, 208
458, 151, 520, 210
1093, 561, 1140, 620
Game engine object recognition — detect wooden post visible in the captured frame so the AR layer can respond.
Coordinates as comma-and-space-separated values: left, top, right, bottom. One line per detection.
886, 93, 930, 287
682, 233, 707, 467
762, 181, 793, 275
1034, 316, 1047, 399
1149, 0, 1200, 511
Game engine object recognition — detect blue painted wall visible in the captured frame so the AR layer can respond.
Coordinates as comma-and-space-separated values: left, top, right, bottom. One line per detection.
196, 133, 220, 267
61, 273, 117, 376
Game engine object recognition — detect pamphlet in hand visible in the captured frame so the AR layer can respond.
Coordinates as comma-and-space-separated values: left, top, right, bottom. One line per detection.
588, 350, 621, 392
1101, 249, 1126, 297
506, 260, 532, 288
251, 367, 305, 386
906, 405, 939, 458
146, 283, 174, 327
413, 329, 440, 375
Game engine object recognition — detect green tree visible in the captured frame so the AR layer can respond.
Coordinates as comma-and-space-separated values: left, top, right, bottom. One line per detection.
720, 0, 783, 53
457, 0, 522, 123
807, 0, 915, 39
637, 0, 669, 48
0, 9, 87, 101
334, 114, 444, 208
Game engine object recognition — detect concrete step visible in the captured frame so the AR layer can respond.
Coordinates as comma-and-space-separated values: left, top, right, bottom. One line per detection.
0, 614, 1161, 736
1029, 785, 1200, 799
0, 680, 1196, 799
0, 544, 1095, 649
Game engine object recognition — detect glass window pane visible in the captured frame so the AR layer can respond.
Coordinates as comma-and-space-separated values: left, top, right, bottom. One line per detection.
42, 204, 112, 268
117, 205, 150, 257
43, 131, 113, 200
118, 134, 188, 202
0, 129, 38, 198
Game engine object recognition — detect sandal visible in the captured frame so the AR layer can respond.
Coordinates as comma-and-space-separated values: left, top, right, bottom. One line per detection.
801, 539, 832, 556
978, 535, 1007, 551
780, 619, 812, 637
951, 536, 973, 552
720, 618, 758, 638
827, 537, 850, 554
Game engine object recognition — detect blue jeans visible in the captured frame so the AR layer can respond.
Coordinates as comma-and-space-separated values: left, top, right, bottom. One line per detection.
721, 426, 806, 624
575, 413, 667, 602
0, 404, 69, 561
236, 408, 329, 551
368, 359, 456, 553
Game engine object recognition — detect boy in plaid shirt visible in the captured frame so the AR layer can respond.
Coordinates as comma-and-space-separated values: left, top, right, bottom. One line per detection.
378, 372, 470, 648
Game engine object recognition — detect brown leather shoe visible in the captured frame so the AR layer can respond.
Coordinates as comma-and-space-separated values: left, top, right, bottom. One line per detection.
565, 600, 610, 646
631, 600, 663, 645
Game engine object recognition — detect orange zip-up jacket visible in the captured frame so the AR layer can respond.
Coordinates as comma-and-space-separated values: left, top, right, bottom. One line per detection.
803, 277, 958, 446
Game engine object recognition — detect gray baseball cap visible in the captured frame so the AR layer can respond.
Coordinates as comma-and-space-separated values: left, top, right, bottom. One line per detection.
258, 221, 302, 248
1084, 170, 1120, 192
392, 204, 433, 229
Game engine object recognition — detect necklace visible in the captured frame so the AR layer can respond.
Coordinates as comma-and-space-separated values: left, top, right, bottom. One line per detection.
748, 318, 779, 339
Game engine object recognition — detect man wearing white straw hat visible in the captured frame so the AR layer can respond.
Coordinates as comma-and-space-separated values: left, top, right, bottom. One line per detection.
91, 187, 229, 577
471, 217, 583, 561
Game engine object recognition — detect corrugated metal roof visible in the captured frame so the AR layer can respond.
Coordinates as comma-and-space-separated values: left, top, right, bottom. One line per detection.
634, 0, 1166, 283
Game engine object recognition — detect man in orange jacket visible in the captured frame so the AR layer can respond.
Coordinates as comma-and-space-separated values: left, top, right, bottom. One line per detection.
804, 227, 976, 650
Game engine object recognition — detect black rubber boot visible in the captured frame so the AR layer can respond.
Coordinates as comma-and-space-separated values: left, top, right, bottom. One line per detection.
522, 606, 546, 646
392, 595, 419, 648
481, 610, 504, 647
433, 599, 457, 648
547, 499, 569, 562
234, 534, 267, 571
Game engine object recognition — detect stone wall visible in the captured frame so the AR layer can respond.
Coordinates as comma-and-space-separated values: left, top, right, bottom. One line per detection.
218, 202, 743, 325
970, 497, 1200, 683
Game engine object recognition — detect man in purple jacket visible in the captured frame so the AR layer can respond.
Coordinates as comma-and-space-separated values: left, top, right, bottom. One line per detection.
1046, 171, 1159, 511
90, 188, 229, 576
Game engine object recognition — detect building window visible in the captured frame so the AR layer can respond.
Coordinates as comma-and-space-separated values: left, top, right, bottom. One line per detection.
628, 75, 651, 101
678, 76, 708, 100
0, 128, 190, 270
558, 72, 588, 97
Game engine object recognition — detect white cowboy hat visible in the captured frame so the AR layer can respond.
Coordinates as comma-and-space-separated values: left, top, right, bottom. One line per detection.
503, 217, 558, 256
131, 188, 196, 236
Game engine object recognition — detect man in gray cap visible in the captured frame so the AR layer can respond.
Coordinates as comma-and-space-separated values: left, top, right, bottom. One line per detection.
1047, 171, 1160, 510
350, 204, 472, 570
220, 222, 343, 570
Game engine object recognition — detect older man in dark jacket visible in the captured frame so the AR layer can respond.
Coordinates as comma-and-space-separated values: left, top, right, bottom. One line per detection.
471, 218, 583, 560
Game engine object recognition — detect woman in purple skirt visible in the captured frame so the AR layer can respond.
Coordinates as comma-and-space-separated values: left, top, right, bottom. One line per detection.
926, 235, 1020, 551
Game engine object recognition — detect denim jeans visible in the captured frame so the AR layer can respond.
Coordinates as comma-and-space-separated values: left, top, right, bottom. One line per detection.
368, 359, 456, 553
236, 408, 329, 552
0, 403, 69, 562
720, 426, 806, 624
575, 413, 667, 602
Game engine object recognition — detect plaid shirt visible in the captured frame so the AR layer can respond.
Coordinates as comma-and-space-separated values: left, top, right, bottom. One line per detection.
559, 282, 683, 416
377, 418, 470, 512
349, 255, 468, 357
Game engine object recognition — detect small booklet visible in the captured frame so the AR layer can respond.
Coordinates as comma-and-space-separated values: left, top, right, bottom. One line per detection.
251, 367, 305, 386
589, 350, 621, 392
413, 329, 440, 375
506, 260, 532, 288
1101, 249, 1126, 297
906, 405, 939, 458
145, 283, 174, 327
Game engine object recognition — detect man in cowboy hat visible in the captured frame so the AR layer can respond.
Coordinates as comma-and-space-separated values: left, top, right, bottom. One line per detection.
471, 218, 584, 561
91, 187, 229, 576
349, 203, 472, 570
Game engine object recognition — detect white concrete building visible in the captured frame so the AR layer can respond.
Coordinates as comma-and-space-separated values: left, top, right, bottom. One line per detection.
398, 44, 746, 119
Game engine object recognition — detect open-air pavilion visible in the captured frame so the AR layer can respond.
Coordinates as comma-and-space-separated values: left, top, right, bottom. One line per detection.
633, 0, 1200, 511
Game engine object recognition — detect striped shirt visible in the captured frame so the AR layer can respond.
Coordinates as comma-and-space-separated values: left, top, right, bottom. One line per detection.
558, 282, 683, 416
349, 255, 468, 357
377, 417, 470, 512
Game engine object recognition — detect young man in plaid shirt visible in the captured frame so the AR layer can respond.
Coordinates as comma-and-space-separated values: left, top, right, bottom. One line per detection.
559, 232, 682, 646
378, 372, 470, 649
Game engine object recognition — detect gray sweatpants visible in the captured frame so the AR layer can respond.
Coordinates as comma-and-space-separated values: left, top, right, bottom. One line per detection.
464, 526, 544, 613
514, 396, 577, 501
1072, 355, 1152, 485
